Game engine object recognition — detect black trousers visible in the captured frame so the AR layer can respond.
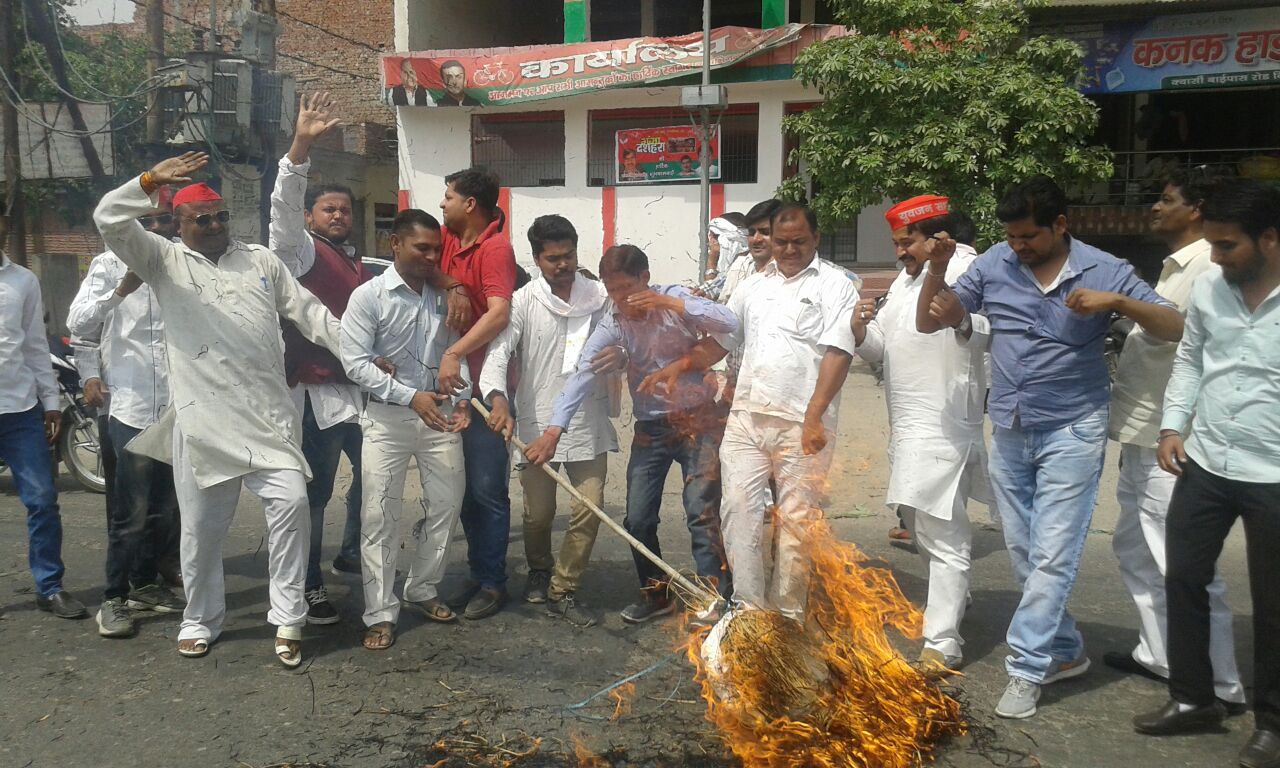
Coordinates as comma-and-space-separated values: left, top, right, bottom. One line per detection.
1167, 458, 1280, 731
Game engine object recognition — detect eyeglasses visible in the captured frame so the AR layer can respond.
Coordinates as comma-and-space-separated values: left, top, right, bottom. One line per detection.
182, 210, 231, 228
137, 213, 173, 228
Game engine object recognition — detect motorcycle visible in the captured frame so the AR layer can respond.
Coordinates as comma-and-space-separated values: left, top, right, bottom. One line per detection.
0, 339, 107, 494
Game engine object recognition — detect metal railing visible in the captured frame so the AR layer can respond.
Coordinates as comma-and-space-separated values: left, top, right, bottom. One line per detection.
1069, 147, 1280, 206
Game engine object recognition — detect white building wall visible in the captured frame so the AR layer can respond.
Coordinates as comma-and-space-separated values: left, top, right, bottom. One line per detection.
394, 79, 892, 284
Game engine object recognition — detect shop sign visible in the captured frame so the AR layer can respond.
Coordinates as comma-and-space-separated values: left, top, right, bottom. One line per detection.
1066, 7, 1280, 94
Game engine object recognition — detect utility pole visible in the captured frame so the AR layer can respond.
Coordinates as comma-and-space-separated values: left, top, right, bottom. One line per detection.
254, 0, 279, 242
1, 0, 28, 266
697, 0, 711, 278
145, 0, 165, 144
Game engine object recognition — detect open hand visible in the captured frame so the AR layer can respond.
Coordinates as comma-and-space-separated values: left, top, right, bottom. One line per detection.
149, 152, 208, 186
637, 359, 687, 396
296, 92, 341, 143
626, 290, 682, 315
410, 390, 450, 431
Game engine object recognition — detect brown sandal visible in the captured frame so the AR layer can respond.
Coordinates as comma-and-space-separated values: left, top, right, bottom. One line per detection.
405, 598, 457, 623
362, 621, 396, 650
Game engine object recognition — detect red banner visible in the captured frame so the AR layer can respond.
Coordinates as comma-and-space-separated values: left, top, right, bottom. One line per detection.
616, 125, 720, 184
382, 24, 838, 107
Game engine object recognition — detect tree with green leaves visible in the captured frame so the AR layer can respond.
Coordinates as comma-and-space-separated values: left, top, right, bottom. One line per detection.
781, 0, 1113, 243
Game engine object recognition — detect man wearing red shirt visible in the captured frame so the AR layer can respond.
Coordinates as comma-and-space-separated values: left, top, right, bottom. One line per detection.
437, 168, 518, 619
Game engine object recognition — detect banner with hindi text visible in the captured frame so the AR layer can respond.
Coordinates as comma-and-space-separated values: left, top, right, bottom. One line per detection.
615, 125, 721, 184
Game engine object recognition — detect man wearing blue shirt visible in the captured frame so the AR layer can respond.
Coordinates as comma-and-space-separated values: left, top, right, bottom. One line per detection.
917, 176, 1183, 720
1134, 180, 1280, 768
526, 244, 738, 624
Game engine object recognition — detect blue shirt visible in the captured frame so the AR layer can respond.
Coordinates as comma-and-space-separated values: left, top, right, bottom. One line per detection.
1162, 273, 1280, 483
550, 285, 738, 428
952, 238, 1169, 430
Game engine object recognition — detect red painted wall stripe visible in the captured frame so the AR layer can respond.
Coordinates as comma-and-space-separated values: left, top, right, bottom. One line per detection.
602, 186, 617, 251
711, 183, 726, 218
397, 189, 410, 211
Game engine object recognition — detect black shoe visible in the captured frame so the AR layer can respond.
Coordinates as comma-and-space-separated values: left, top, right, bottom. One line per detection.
1221, 699, 1249, 717
305, 587, 340, 625
1104, 651, 1166, 683
445, 578, 481, 610
524, 570, 551, 604
1240, 729, 1280, 768
1134, 699, 1226, 735
329, 555, 361, 577
36, 591, 88, 619
464, 586, 507, 620
620, 594, 675, 624
158, 562, 184, 589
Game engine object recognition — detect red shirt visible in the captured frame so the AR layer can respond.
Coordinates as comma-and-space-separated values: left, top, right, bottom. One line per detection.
441, 213, 517, 390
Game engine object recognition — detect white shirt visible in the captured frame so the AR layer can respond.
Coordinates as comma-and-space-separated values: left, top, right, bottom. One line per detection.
93, 177, 343, 488
340, 265, 470, 407
0, 252, 59, 415
269, 154, 362, 429
1109, 239, 1218, 447
480, 275, 618, 463
717, 257, 859, 431
856, 246, 990, 519
66, 251, 170, 430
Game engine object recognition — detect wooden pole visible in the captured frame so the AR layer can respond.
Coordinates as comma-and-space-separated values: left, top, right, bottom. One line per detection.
1, 0, 28, 265
469, 399, 717, 605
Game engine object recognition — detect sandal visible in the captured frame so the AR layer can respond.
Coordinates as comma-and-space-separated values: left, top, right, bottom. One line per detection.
405, 598, 457, 623
177, 638, 209, 658
362, 621, 396, 650
274, 637, 303, 668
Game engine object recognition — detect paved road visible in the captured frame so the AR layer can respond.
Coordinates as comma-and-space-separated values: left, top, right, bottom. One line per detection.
0, 368, 1257, 767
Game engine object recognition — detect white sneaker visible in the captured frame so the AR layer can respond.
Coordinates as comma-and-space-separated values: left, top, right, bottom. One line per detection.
995, 676, 1040, 719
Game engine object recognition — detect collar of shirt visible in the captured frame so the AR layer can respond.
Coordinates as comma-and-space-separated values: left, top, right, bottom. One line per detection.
762, 256, 822, 283
444, 211, 507, 261
1006, 241, 1097, 295
1167, 238, 1208, 270
376, 263, 417, 295
0, 250, 9, 268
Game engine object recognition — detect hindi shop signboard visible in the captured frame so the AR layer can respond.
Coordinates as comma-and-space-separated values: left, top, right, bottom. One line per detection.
615, 125, 721, 184
1069, 7, 1280, 94
381, 24, 809, 107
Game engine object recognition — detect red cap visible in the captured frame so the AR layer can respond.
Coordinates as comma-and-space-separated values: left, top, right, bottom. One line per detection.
885, 195, 949, 230
172, 182, 223, 209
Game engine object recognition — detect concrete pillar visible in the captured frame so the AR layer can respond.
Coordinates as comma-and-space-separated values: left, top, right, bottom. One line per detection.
762, 0, 789, 28
565, 0, 588, 42
640, 0, 655, 36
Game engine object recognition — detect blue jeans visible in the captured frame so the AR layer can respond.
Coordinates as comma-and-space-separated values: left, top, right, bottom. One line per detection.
989, 408, 1108, 683
301, 397, 362, 592
625, 406, 731, 597
104, 417, 180, 600
460, 413, 512, 590
0, 406, 65, 597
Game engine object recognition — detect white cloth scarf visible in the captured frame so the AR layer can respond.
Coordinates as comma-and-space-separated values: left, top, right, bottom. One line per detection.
529, 274, 609, 374
710, 217, 748, 272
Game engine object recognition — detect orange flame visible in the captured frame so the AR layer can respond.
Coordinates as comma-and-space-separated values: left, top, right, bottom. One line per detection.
571, 734, 610, 767
688, 515, 965, 767
607, 682, 636, 722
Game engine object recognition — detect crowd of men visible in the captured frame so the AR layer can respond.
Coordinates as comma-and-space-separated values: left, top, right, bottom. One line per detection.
0, 93, 1277, 767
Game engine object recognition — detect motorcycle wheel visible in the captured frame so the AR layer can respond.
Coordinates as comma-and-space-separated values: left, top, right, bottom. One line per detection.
60, 408, 107, 494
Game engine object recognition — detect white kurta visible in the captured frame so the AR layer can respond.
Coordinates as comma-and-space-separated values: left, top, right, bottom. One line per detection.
479, 276, 618, 463
856, 247, 991, 520
93, 177, 342, 488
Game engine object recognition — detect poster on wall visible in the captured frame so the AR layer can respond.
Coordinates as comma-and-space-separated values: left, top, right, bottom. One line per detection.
615, 125, 721, 184
380, 24, 852, 107
1067, 7, 1280, 94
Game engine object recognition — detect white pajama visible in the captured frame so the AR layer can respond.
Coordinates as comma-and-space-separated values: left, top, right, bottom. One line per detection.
172, 431, 310, 642
1113, 442, 1245, 703
899, 467, 976, 659
720, 410, 835, 619
360, 401, 465, 627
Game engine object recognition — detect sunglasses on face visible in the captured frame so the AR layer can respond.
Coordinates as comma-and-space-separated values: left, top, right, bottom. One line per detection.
137, 213, 173, 228
182, 210, 231, 228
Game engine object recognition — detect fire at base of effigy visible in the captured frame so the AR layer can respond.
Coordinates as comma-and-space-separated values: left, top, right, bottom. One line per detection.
692, 515, 966, 767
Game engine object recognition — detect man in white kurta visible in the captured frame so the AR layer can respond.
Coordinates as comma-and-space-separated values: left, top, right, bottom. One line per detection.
479, 215, 617, 627
92, 154, 342, 665
854, 196, 990, 670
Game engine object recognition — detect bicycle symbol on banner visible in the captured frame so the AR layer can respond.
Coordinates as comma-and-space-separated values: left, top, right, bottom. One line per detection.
474, 60, 515, 86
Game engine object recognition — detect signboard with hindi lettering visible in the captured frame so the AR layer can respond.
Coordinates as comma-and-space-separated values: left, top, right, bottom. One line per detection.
615, 125, 721, 184
1066, 7, 1280, 94
380, 24, 850, 107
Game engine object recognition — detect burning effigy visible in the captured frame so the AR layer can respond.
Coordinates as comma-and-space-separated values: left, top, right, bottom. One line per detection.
691, 515, 966, 767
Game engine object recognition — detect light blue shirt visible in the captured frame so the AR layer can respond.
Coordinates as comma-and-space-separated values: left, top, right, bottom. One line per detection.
952, 238, 1169, 430
549, 285, 738, 428
339, 266, 469, 407
1161, 271, 1280, 483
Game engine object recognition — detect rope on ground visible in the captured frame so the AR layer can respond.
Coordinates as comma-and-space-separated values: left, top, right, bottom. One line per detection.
565, 650, 683, 720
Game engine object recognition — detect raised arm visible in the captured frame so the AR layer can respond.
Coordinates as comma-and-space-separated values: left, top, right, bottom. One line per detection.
270, 93, 341, 278
93, 152, 209, 281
